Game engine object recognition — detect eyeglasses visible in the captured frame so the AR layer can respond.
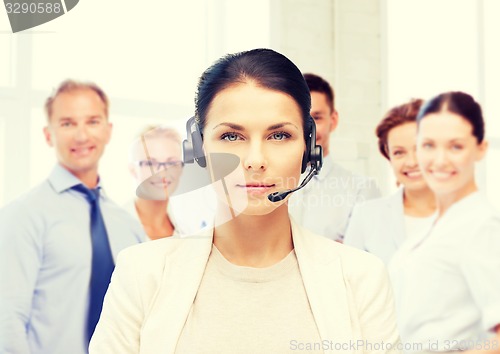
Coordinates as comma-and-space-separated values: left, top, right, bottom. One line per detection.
137, 160, 184, 171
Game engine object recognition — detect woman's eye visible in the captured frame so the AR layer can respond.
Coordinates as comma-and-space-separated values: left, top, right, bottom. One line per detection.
451, 144, 463, 151
270, 132, 290, 141
221, 133, 240, 141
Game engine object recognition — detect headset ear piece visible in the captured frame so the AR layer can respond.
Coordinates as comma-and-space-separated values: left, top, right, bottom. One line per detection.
312, 145, 323, 172
182, 116, 207, 168
301, 116, 323, 174
192, 130, 206, 168
183, 139, 194, 164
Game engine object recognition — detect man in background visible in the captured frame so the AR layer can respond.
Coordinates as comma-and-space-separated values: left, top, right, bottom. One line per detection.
0, 80, 144, 353
289, 73, 380, 242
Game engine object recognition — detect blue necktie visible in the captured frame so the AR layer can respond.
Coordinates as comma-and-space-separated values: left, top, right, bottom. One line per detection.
72, 184, 115, 344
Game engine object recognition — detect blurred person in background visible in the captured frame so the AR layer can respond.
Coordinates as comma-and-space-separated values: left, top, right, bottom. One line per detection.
128, 126, 185, 238
0, 80, 144, 354
344, 99, 436, 264
389, 91, 500, 353
288, 73, 381, 242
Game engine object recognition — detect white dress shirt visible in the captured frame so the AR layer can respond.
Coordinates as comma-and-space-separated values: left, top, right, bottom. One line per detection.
289, 156, 381, 241
344, 188, 436, 265
0, 164, 145, 354
123, 199, 208, 240
403, 214, 435, 245
389, 192, 500, 352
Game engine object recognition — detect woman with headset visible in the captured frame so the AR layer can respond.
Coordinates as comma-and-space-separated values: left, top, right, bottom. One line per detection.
89, 49, 399, 354
344, 99, 436, 265
389, 92, 500, 353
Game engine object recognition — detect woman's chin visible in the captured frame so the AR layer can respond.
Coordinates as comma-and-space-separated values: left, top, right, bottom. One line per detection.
229, 198, 284, 217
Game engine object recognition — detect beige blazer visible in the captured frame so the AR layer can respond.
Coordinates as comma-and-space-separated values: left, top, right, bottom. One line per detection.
89, 220, 400, 354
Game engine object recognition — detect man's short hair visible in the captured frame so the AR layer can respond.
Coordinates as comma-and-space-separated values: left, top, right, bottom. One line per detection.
45, 79, 109, 120
303, 73, 335, 111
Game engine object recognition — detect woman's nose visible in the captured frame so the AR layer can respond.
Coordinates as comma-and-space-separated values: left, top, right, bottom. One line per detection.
243, 142, 267, 171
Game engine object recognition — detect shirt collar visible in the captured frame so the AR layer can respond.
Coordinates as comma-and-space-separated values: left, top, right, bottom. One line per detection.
48, 163, 106, 197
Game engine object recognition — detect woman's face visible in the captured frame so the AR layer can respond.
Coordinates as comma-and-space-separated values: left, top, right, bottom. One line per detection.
202, 82, 305, 216
387, 122, 428, 192
129, 136, 183, 200
416, 111, 487, 198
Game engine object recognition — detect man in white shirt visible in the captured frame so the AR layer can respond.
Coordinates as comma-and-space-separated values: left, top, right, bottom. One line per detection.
289, 73, 380, 242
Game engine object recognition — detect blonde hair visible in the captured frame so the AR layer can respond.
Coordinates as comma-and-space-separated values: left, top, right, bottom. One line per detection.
45, 79, 109, 120
129, 125, 182, 162
137, 125, 181, 144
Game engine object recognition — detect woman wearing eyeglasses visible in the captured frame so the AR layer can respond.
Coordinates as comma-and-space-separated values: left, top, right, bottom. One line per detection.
127, 126, 195, 239
90, 49, 400, 354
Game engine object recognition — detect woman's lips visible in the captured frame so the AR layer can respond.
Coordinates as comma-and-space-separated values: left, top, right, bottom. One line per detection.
403, 170, 422, 179
236, 184, 276, 195
428, 170, 456, 181
150, 179, 171, 188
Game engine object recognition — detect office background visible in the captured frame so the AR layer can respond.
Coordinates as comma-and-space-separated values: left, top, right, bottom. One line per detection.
0, 0, 499, 210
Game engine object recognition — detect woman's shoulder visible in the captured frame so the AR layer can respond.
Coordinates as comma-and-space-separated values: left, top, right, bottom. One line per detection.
332, 238, 386, 274
116, 235, 212, 271
300, 231, 391, 299
297, 226, 387, 277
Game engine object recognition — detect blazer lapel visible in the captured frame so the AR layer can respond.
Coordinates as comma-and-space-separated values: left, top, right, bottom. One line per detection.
140, 232, 213, 354
292, 221, 357, 354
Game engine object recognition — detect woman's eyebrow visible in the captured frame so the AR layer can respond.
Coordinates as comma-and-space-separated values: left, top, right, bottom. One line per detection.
267, 122, 299, 130
212, 122, 299, 131
212, 122, 244, 131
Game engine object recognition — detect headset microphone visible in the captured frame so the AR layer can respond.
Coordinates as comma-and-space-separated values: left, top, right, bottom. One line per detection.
267, 165, 318, 202
266, 115, 322, 203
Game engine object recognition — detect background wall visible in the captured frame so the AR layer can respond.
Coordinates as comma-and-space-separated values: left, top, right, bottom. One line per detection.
1, 0, 498, 209
271, 0, 384, 188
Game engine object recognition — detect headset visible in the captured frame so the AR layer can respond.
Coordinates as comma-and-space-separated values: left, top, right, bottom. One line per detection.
182, 115, 323, 174
182, 116, 207, 168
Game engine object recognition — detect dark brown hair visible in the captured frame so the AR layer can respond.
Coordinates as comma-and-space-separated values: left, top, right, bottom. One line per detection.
417, 91, 484, 143
195, 49, 311, 139
303, 73, 335, 111
376, 98, 423, 160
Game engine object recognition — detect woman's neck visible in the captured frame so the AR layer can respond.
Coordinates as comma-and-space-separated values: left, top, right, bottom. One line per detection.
403, 186, 436, 217
436, 181, 478, 218
134, 198, 174, 239
213, 204, 293, 268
